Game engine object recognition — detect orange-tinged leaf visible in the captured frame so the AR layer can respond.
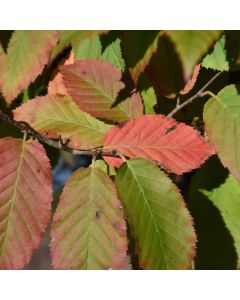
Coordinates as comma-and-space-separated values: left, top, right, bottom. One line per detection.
0, 31, 59, 103
61, 60, 143, 122
48, 51, 75, 96
0, 137, 52, 269
13, 95, 110, 149
51, 164, 127, 269
180, 64, 201, 95
103, 115, 214, 174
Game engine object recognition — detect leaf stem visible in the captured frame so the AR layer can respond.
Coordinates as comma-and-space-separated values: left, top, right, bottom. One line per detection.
0, 109, 118, 158
167, 72, 221, 118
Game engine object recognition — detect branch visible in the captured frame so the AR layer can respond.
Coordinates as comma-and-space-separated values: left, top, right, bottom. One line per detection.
0, 109, 118, 158
167, 72, 221, 118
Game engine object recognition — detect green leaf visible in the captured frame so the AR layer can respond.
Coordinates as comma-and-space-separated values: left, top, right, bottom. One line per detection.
141, 87, 157, 114
0, 30, 59, 103
201, 175, 240, 267
101, 38, 125, 71
51, 164, 127, 269
73, 36, 102, 61
50, 30, 103, 62
13, 94, 110, 149
202, 35, 229, 71
73, 36, 125, 71
167, 30, 222, 79
94, 160, 116, 177
189, 156, 238, 269
203, 84, 240, 182
115, 158, 196, 269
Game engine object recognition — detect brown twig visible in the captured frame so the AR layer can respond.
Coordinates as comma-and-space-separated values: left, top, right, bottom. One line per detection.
0, 109, 118, 158
167, 72, 221, 118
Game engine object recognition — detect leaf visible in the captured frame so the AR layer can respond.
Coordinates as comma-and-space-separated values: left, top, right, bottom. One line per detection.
50, 30, 103, 62
115, 158, 196, 269
50, 164, 127, 269
202, 35, 229, 71
0, 31, 59, 103
203, 84, 240, 182
202, 32, 240, 72
122, 31, 161, 82
145, 34, 185, 97
180, 64, 201, 95
101, 38, 125, 71
73, 36, 102, 61
167, 30, 222, 80
201, 174, 240, 267
141, 86, 157, 114
93, 160, 116, 177
13, 95, 110, 149
103, 115, 214, 174
0, 137, 52, 269
73, 37, 125, 71
61, 60, 143, 122
189, 156, 238, 269
48, 51, 75, 96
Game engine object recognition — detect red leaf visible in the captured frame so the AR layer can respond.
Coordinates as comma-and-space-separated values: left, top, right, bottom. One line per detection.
0, 137, 52, 269
103, 115, 214, 174
61, 60, 143, 122
180, 64, 201, 95
48, 51, 75, 96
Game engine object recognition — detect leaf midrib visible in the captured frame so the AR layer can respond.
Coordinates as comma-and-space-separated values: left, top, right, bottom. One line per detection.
74, 70, 129, 118
126, 161, 168, 269
0, 139, 26, 258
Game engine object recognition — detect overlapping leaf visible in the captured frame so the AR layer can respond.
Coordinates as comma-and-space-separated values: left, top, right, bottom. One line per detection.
202, 35, 229, 71
0, 30, 59, 103
0, 137, 52, 269
50, 30, 103, 62
74, 36, 125, 71
101, 38, 125, 71
122, 31, 161, 82
103, 115, 214, 174
167, 30, 222, 80
200, 174, 240, 267
116, 158, 196, 269
202, 32, 240, 72
51, 164, 127, 269
48, 51, 75, 96
61, 60, 143, 122
180, 64, 201, 95
145, 34, 185, 97
189, 157, 239, 269
73, 36, 102, 61
13, 95, 110, 149
203, 84, 240, 182
141, 87, 157, 114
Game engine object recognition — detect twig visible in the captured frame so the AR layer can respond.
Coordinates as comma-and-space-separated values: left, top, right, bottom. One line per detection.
0, 110, 118, 158
167, 72, 221, 118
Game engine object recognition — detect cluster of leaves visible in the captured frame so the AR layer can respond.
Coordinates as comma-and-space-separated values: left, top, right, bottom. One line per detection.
0, 30, 240, 269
